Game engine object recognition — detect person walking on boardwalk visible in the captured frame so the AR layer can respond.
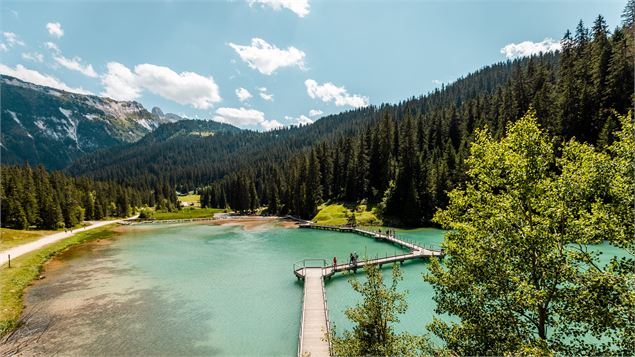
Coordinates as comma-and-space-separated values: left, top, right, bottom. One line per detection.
351, 251, 358, 273
333, 256, 337, 268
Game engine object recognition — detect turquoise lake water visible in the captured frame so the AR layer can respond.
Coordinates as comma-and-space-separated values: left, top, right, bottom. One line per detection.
20, 222, 444, 356
16, 222, 625, 356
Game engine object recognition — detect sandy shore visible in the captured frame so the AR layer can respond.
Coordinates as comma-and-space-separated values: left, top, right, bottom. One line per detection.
210, 216, 299, 230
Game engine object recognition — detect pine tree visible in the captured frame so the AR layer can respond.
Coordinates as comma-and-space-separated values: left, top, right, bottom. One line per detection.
20, 165, 39, 227
305, 150, 322, 217
385, 115, 421, 226
249, 180, 259, 212
268, 182, 280, 214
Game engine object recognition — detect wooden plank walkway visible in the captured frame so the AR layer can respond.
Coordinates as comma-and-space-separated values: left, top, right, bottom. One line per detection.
298, 268, 331, 357
293, 223, 445, 356
294, 249, 442, 280
298, 224, 444, 259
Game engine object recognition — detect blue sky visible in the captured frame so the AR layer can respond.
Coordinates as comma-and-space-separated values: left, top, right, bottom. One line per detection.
0, 0, 626, 130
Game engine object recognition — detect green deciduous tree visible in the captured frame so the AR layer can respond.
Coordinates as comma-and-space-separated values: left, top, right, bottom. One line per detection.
330, 264, 431, 357
426, 110, 634, 355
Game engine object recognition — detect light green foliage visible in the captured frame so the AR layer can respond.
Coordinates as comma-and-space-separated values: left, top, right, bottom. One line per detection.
330, 264, 431, 356
312, 204, 382, 226
426, 110, 634, 355
138, 208, 154, 220
177, 194, 201, 204
151, 207, 224, 220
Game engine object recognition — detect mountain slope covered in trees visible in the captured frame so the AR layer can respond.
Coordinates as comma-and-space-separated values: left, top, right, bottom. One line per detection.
69, 47, 538, 190
67, 108, 382, 190
203, 13, 633, 226
0, 165, 180, 229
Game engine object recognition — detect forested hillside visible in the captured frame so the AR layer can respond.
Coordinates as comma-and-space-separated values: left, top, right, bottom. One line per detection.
70, 39, 549, 192
67, 119, 244, 190
202, 13, 634, 226
0, 165, 178, 229
68, 108, 381, 190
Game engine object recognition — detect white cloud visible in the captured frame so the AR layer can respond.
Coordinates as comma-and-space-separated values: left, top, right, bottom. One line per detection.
248, 0, 310, 18
431, 79, 443, 85
305, 79, 369, 108
101, 62, 222, 109
44, 42, 98, 78
135, 64, 221, 109
46, 22, 64, 38
261, 119, 283, 131
45, 42, 59, 52
235, 87, 252, 101
3, 32, 25, 47
500, 38, 561, 59
295, 115, 313, 125
22, 52, 44, 63
284, 114, 314, 126
258, 87, 274, 101
229, 38, 306, 75
213, 106, 281, 130
53, 55, 98, 77
213, 107, 265, 126
309, 109, 322, 117
0, 44, 8, 52
0, 63, 92, 94
100, 62, 142, 101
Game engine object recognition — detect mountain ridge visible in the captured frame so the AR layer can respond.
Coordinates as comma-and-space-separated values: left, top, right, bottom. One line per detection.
0, 75, 186, 169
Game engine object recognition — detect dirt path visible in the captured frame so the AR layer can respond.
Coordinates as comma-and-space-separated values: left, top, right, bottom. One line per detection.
0, 217, 137, 266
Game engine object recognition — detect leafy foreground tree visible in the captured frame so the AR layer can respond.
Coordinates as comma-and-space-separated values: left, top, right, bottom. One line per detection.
329, 264, 432, 356
426, 110, 634, 355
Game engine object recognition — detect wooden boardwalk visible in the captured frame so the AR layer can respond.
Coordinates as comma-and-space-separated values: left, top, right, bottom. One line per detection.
293, 223, 444, 356
294, 249, 443, 280
298, 267, 331, 357
298, 224, 443, 259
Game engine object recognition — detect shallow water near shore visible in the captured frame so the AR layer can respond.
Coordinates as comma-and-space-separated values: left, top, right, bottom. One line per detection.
5, 221, 625, 356
6, 222, 443, 356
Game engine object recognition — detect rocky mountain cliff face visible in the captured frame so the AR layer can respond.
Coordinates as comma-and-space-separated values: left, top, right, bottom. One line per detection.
0, 75, 182, 169
151, 107, 183, 124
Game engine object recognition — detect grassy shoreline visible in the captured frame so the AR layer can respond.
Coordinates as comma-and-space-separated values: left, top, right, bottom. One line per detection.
312, 203, 382, 226
147, 207, 226, 220
0, 224, 119, 336
0, 228, 63, 251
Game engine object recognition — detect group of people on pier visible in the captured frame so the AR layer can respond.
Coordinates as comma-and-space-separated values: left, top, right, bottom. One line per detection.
349, 252, 359, 266
377, 228, 396, 238
332, 252, 360, 268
